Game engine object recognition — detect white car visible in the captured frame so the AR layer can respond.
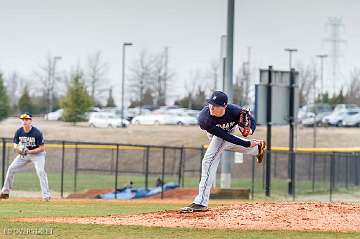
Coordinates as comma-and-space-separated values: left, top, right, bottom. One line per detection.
301, 111, 332, 127
131, 112, 197, 126
131, 113, 178, 125
88, 113, 129, 128
342, 111, 360, 127
45, 109, 64, 120
169, 113, 198, 125
322, 109, 360, 127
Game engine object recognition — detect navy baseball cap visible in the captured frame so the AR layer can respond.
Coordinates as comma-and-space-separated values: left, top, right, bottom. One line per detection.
207, 91, 228, 107
19, 113, 32, 120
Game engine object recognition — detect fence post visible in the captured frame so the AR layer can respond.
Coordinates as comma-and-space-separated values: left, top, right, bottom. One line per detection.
181, 149, 186, 187
312, 153, 317, 192
178, 147, 184, 187
2, 138, 6, 187
145, 146, 150, 190
199, 145, 205, 182
251, 156, 255, 200
60, 141, 65, 198
354, 154, 359, 186
114, 144, 119, 199
73, 143, 78, 192
345, 153, 349, 189
161, 147, 166, 199
291, 150, 296, 201
329, 153, 335, 202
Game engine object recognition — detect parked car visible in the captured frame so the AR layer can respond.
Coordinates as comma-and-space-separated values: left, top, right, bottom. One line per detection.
342, 111, 360, 127
333, 104, 358, 112
88, 112, 129, 128
297, 104, 333, 122
322, 109, 360, 127
131, 113, 178, 125
126, 107, 151, 121
301, 111, 332, 127
131, 112, 197, 126
84, 107, 102, 120
44, 109, 64, 121
166, 112, 198, 125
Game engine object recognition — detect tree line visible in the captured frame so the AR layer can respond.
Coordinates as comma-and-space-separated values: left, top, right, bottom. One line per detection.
1, 51, 359, 122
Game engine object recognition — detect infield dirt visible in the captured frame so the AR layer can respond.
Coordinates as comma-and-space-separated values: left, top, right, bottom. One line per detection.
16, 201, 360, 232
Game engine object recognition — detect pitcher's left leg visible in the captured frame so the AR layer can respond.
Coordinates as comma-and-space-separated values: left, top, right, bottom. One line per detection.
31, 152, 51, 199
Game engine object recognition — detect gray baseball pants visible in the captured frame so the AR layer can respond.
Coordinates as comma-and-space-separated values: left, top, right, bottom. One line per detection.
1, 152, 50, 199
193, 133, 258, 206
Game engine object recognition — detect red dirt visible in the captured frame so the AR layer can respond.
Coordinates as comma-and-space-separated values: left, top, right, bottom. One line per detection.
67, 188, 113, 199
15, 202, 360, 232
67, 188, 199, 199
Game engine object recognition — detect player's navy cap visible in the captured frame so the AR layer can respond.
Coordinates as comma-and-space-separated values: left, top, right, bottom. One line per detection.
19, 113, 32, 120
207, 91, 228, 107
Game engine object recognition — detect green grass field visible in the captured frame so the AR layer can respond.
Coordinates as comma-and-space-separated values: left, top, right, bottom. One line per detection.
1, 199, 360, 239
11, 171, 360, 200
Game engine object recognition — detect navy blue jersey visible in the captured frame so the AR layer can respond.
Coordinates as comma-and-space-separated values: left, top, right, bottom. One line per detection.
198, 104, 256, 147
13, 126, 45, 150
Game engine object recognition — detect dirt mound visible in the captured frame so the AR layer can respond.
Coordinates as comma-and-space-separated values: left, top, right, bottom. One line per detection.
149, 188, 198, 199
16, 202, 360, 232
67, 188, 113, 199
67, 188, 198, 199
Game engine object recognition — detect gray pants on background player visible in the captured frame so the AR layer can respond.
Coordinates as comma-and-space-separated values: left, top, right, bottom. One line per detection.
193, 132, 258, 207
1, 152, 50, 199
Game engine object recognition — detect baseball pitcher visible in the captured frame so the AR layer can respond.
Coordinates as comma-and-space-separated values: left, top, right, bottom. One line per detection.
0, 113, 51, 201
180, 91, 266, 213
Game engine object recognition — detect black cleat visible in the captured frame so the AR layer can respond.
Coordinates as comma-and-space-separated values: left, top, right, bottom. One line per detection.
0, 193, 9, 199
179, 203, 208, 213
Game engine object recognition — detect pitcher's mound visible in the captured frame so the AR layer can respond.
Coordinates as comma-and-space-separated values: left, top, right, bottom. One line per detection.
16, 202, 360, 232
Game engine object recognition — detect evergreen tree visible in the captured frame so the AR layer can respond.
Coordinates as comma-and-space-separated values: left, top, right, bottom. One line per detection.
0, 73, 10, 120
60, 73, 93, 123
18, 86, 33, 114
106, 88, 116, 107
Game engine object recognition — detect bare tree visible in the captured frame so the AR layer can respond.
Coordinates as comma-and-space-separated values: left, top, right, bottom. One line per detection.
184, 69, 203, 109
5, 72, 25, 109
34, 55, 62, 113
129, 50, 153, 112
346, 68, 360, 105
296, 63, 317, 106
204, 60, 220, 91
86, 51, 108, 101
150, 48, 175, 106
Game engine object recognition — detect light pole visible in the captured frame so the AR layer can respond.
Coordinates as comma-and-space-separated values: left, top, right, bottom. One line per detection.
284, 48, 297, 196
284, 48, 298, 69
121, 42, 133, 127
316, 54, 328, 96
49, 56, 62, 113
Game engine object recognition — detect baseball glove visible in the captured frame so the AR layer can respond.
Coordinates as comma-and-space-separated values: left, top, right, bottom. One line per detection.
15, 144, 29, 156
239, 107, 251, 137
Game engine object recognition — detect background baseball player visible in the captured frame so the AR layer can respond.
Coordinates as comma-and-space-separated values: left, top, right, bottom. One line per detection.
0, 113, 51, 201
180, 91, 266, 213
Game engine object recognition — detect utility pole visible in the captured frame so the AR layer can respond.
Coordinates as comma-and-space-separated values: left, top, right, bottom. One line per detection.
163, 47, 168, 106
325, 17, 345, 95
284, 48, 297, 196
221, 0, 235, 189
220, 35, 227, 91
121, 42, 133, 127
49, 56, 62, 113
284, 48, 297, 69
316, 55, 328, 99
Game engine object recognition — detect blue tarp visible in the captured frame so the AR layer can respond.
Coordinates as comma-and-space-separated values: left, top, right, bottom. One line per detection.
96, 182, 179, 200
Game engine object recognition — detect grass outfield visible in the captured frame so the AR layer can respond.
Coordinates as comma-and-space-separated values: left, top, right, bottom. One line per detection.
0, 199, 360, 239
11, 172, 358, 199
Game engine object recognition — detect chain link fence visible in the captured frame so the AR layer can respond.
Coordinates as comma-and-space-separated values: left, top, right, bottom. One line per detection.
1, 138, 360, 201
